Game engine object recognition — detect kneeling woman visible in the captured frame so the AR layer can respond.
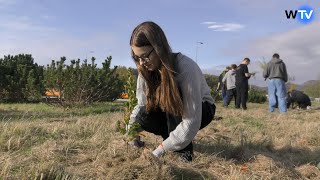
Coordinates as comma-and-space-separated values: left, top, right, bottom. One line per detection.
129, 21, 216, 162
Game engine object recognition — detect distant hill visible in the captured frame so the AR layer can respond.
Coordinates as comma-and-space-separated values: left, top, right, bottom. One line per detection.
286, 80, 320, 91
300, 80, 320, 88
252, 80, 320, 91
300, 80, 320, 98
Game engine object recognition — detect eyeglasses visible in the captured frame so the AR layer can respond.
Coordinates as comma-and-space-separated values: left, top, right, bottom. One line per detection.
133, 48, 154, 63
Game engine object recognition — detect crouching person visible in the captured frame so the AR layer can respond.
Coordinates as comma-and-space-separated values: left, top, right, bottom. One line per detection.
128, 21, 216, 162
287, 90, 312, 109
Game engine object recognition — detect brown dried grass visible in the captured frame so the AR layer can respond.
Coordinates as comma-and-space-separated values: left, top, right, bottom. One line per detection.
0, 102, 319, 179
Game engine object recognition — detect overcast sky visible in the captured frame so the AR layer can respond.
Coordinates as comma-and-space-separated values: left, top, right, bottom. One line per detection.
1, 0, 319, 86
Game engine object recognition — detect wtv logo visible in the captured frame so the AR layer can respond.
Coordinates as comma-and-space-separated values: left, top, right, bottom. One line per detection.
285, 5, 314, 24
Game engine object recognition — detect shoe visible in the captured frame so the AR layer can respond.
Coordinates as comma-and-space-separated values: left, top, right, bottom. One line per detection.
179, 151, 193, 162
175, 143, 193, 162
128, 136, 145, 148
243, 107, 247, 110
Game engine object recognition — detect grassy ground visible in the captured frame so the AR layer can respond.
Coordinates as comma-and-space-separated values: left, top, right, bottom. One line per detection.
0, 102, 124, 121
0, 102, 320, 179
312, 101, 320, 107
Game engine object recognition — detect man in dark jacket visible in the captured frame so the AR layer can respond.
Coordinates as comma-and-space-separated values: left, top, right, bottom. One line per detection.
235, 58, 253, 110
263, 53, 288, 113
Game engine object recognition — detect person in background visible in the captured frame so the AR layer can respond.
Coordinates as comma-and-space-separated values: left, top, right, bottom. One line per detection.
222, 64, 237, 107
128, 21, 216, 162
235, 58, 253, 110
263, 53, 288, 113
216, 66, 231, 105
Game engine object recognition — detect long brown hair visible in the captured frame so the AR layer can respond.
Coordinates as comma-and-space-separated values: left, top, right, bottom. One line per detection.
130, 21, 183, 117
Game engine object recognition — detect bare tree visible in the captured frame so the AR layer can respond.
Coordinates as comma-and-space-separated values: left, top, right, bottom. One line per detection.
258, 57, 268, 72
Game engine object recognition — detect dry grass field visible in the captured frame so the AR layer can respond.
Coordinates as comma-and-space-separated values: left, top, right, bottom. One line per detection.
0, 102, 320, 179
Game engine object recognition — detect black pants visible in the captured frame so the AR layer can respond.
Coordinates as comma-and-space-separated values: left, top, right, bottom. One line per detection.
236, 84, 248, 109
224, 88, 237, 107
135, 101, 216, 153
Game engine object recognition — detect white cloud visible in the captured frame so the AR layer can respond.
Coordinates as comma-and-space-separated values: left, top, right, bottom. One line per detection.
41, 15, 55, 20
201, 21, 216, 25
202, 21, 245, 32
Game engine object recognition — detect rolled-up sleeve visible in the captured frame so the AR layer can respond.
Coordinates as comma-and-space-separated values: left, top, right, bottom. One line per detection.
129, 74, 147, 125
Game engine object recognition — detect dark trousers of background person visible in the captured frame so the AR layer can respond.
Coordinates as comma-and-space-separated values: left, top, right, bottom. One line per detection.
224, 88, 237, 107
221, 89, 227, 105
236, 84, 248, 109
135, 101, 216, 154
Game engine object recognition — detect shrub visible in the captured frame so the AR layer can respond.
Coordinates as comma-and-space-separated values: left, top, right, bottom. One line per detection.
248, 88, 267, 103
44, 56, 124, 107
0, 54, 44, 102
